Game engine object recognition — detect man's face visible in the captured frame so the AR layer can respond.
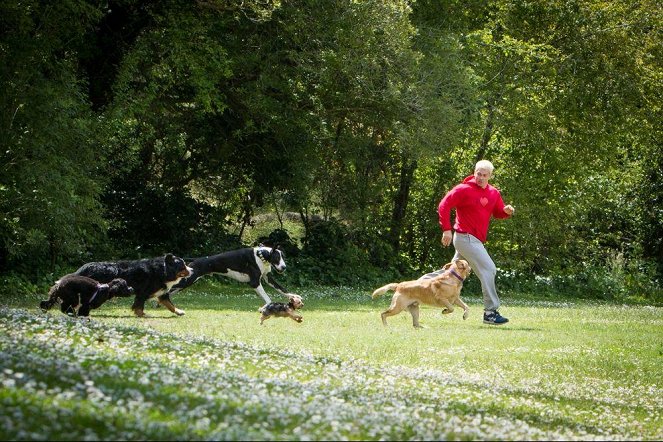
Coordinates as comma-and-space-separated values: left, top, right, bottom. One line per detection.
474, 167, 492, 188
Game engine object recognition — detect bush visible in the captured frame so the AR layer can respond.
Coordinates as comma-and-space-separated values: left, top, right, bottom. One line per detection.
104, 186, 237, 259
0, 269, 70, 307
495, 255, 663, 305
286, 220, 404, 287
256, 228, 300, 258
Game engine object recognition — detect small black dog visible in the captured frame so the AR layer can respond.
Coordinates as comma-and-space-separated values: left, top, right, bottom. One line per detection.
40, 274, 134, 317
258, 296, 304, 325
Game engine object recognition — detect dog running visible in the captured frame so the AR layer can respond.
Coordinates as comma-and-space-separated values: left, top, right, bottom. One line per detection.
74, 253, 192, 317
40, 274, 134, 318
258, 296, 304, 325
371, 260, 472, 328
164, 245, 302, 308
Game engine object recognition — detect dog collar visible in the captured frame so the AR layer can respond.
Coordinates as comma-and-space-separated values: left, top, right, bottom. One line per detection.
256, 248, 270, 264
450, 269, 465, 283
89, 283, 109, 303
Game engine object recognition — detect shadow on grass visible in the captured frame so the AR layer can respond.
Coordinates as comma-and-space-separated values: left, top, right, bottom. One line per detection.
90, 313, 181, 319
480, 325, 541, 331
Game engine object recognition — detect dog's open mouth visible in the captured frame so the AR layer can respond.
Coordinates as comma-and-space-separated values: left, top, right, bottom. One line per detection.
275, 267, 286, 274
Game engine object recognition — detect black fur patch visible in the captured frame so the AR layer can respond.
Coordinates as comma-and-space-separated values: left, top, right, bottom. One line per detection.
74, 253, 190, 313
39, 274, 134, 317
259, 299, 300, 315
260, 302, 291, 315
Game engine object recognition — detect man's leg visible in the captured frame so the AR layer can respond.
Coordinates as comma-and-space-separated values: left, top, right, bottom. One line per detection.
452, 233, 500, 311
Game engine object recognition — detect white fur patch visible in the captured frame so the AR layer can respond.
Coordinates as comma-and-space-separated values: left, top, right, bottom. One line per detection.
254, 248, 270, 274
220, 269, 251, 283
150, 266, 194, 299
255, 284, 272, 304
255, 247, 286, 273
274, 254, 286, 273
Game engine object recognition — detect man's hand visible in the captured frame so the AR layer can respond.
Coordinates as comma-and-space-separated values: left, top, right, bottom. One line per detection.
441, 230, 453, 247
504, 204, 515, 216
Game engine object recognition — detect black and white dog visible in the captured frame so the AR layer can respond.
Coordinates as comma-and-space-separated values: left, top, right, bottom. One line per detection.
160, 245, 300, 313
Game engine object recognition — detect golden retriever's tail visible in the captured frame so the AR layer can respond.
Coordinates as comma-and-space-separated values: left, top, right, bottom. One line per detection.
372, 283, 398, 299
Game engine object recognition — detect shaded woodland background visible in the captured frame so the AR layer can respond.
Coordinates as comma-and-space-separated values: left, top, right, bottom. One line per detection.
1, 0, 661, 302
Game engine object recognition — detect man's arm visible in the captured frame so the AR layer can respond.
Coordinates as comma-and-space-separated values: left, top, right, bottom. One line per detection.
438, 187, 459, 231
438, 186, 460, 246
492, 192, 514, 219
441, 230, 453, 247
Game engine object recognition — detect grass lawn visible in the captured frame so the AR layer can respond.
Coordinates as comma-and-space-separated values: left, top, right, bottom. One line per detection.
1, 281, 661, 440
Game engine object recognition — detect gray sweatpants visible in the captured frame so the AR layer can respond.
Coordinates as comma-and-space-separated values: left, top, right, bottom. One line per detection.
452, 232, 500, 311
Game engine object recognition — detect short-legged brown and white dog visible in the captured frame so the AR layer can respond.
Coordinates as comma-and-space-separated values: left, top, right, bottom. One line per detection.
258, 296, 304, 325
371, 260, 471, 328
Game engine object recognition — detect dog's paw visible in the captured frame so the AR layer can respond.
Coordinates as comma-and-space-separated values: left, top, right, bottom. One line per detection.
174, 309, 186, 316
463, 310, 469, 320
295, 317, 303, 323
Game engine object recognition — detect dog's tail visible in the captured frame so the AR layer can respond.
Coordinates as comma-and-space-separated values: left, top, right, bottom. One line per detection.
39, 282, 61, 311
371, 283, 398, 299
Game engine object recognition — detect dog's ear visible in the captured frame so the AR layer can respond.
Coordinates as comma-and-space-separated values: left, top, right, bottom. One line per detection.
164, 253, 175, 264
443, 262, 452, 270
457, 260, 471, 275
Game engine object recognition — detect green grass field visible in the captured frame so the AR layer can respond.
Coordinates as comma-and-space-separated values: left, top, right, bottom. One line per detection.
1, 282, 661, 440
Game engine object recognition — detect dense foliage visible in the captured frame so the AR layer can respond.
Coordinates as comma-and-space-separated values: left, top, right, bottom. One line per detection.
0, 0, 660, 302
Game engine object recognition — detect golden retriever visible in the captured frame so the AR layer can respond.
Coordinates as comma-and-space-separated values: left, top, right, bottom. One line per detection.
371, 260, 471, 328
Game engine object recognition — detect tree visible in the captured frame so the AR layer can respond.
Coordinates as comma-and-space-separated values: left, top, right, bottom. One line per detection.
0, 0, 105, 273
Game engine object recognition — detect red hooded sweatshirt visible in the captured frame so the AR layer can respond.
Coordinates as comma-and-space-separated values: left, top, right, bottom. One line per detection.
438, 175, 511, 243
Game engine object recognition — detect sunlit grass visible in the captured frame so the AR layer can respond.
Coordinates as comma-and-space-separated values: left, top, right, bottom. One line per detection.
2, 282, 662, 440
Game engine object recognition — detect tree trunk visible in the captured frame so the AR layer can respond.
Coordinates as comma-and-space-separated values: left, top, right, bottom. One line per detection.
390, 158, 417, 254
272, 194, 284, 230
237, 198, 254, 240
299, 208, 311, 247
475, 96, 495, 164
48, 234, 58, 272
